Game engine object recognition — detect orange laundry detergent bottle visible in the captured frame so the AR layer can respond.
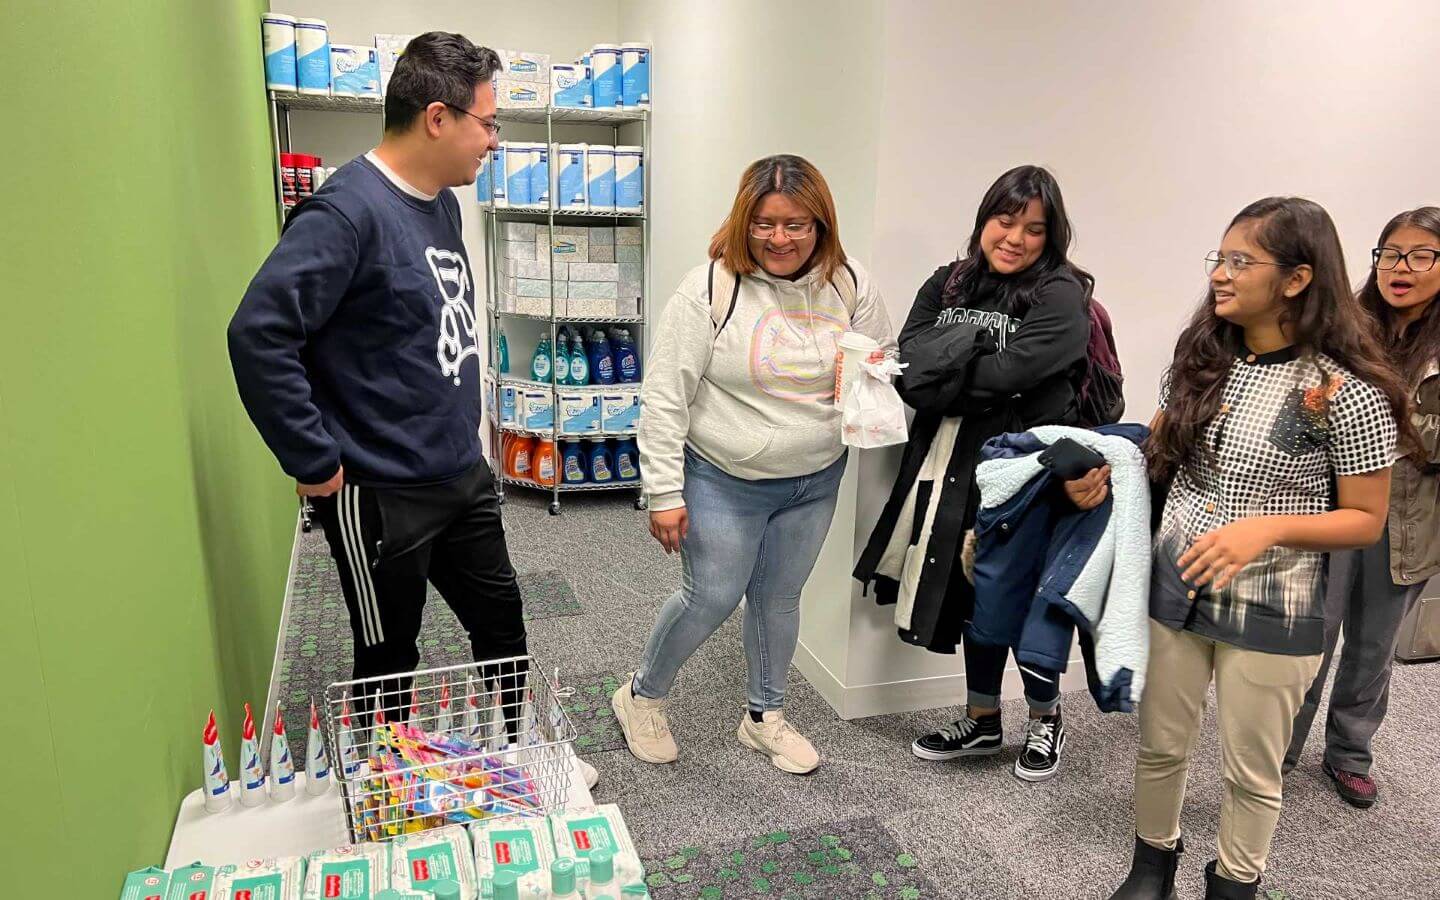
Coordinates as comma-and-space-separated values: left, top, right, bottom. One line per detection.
506, 435, 536, 482
533, 439, 558, 487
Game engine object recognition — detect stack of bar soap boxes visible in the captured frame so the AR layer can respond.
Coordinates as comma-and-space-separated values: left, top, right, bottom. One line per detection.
497, 222, 643, 318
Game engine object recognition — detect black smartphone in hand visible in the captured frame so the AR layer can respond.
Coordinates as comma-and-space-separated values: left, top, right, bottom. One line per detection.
1038, 437, 1107, 481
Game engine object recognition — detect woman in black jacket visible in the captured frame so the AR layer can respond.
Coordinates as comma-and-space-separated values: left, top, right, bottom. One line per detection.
855, 165, 1094, 782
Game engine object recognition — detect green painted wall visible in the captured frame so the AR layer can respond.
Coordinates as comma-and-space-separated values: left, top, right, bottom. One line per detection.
0, 1, 294, 892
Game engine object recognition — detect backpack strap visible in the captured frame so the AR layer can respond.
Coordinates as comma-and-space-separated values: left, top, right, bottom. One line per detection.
708, 260, 742, 336
832, 261, 860, 319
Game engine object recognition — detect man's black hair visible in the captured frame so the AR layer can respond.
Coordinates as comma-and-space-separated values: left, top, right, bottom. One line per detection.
383, 32, 501, 134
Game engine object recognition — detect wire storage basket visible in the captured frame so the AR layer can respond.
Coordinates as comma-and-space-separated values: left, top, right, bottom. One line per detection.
323, 656, 576, 844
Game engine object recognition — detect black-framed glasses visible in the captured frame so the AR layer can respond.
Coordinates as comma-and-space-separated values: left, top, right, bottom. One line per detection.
750, 221, 816, 240
443, 102, 501, 136
1373, 246, 1440, 272
1204, 250, 1288, 279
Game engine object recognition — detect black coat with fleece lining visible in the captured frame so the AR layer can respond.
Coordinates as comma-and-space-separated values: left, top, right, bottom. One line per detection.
854, 263, 1090, 653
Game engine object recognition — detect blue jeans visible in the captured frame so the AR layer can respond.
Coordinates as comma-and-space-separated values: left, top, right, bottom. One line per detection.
633, 448, 847, 712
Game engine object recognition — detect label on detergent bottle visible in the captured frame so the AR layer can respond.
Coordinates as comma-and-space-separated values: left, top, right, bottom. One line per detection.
616, 449, 638, 480
590, 454, 613, 482
536, 453, 556, 483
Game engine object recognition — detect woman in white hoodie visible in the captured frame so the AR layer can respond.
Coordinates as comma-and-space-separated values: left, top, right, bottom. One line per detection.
611, 155, 894, 774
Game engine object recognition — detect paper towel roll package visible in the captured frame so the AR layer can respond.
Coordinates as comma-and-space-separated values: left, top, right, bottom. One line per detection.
614, 146, 644, 212
554, 143, 588, 210
621, 43, 651, 108
295, 18, 330, 95
586, 146, 616, 211
530, 143, 550, 207
591, 44, 623, 108
505, 142, 533, 207
490, 145, 509, 207
262, 14, 297, 91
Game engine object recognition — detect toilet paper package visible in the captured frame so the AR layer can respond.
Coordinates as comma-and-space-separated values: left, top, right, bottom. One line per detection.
590, 44, 623, 108
585, 146, 615, 211
559, 392, 602, 435
499, 385, 518, 427
476, 152, 493, 205
262, 14, 298, 90
331, 45, 380, 97
614, 146, 643, 211
551, 64, 593, 108
499, 49, 550, 83
505, 144, 533, 206
602, 391, 642, 432
621, 43, 651, 108
390, 826, 479, 899
296, 18, 331, 95
521, 389, 554, 430
496, 79, 549, 109
302, 843, 390, 899
554, 143, 588, 210
471, 817, 557, 899
374, 33, 415, 94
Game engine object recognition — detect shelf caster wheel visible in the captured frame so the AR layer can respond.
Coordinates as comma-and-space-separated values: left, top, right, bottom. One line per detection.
497, 494, 506, 506
634, 497, 648, 511
548, 501, 561, 516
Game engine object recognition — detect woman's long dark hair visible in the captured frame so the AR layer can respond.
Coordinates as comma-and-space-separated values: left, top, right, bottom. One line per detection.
942, 165, 1094, 314
1147, 197, 1417, 482
1356, 207, 1440, 386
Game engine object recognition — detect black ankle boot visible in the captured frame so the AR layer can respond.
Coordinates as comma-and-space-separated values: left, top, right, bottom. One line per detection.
1106, 835, 1183, 900
1203, 861, 1258, 899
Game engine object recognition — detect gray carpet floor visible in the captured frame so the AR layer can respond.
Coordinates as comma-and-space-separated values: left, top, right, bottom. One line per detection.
278, 487, 1440, 899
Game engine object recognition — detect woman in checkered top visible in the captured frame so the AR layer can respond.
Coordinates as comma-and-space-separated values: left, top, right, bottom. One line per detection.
1074, 198, 1420, 900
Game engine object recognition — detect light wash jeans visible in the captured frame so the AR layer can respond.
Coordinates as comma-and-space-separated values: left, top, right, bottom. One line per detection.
633, 447, 846, 712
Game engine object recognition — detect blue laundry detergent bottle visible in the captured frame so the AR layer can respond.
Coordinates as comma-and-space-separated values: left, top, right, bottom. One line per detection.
587, 438, 614, 483
611, 328, 641, 383
588, 328, 616, 385
531, 335, 552, 382
612, 438, 640, 481
561, 439, 588, 484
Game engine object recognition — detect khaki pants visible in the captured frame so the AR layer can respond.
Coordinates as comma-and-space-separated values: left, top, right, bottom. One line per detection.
1135, 621, 1322, 883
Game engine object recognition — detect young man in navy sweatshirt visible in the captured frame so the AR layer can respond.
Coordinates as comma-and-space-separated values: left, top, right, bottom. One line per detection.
227, 33, 524, 732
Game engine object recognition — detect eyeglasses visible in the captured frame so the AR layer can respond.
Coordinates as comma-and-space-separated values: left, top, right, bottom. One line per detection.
443, 103, 501, 136
1373, 247, 1439, 272
1204, 250, 1288, 280
750, 221, 816, 240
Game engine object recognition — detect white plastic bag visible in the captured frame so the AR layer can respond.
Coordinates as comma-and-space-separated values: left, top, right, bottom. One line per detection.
842, 356, 908, 448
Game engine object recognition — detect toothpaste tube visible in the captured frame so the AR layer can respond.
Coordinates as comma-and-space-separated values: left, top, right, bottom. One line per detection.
203, 709, 233, 812
239, 703, 267, 807
436, 677, 454, 736
306, 699, 332, 795
165, 864, 216, 900
271, 704, 297, 802
120, 866, 169, 900
389, 824, 479, 898
472, 817, 557, 899
548, 805, 638, 883
214, 857, 304, 900
339, 693, 361, 778
301, 843, 390, 900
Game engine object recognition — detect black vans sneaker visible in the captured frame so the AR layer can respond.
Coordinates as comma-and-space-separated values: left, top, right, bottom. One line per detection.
1014, 710, 1066, 782
911, 713, 1003, 761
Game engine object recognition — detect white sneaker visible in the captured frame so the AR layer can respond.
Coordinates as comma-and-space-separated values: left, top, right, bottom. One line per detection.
611, 674, 678, 764
737, 710, 820, 774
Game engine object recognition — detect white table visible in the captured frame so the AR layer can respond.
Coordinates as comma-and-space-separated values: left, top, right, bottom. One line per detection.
166, 749, 594, 868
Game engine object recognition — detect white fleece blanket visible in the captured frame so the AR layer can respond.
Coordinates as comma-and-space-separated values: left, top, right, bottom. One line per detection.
974, 426, 1151, 703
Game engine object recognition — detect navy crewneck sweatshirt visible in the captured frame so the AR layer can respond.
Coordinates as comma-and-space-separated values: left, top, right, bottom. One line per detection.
228, 155, 482, 487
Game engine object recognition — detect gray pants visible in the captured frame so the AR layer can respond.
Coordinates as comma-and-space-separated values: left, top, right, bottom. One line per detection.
1285, 532, 1424, 776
